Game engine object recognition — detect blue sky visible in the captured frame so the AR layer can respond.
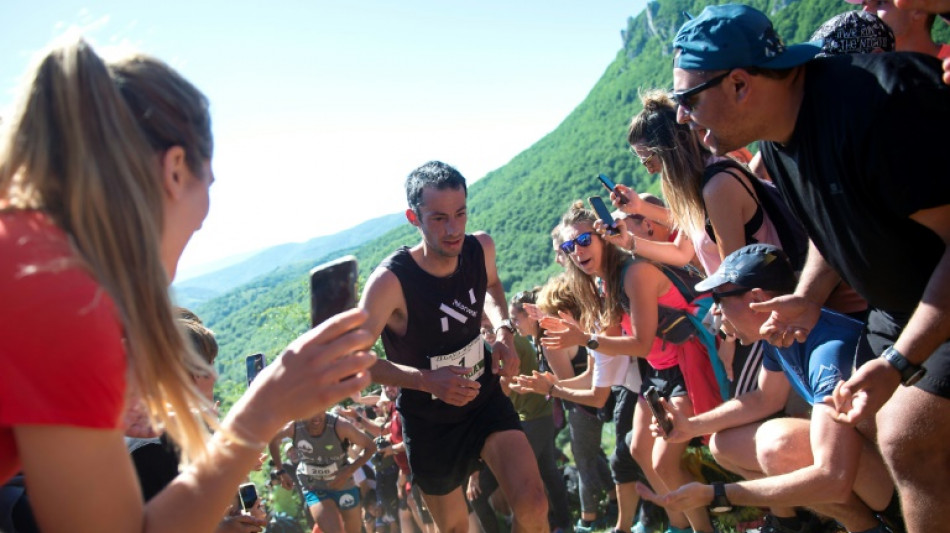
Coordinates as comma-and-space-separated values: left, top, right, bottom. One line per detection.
0, 1, 647, 279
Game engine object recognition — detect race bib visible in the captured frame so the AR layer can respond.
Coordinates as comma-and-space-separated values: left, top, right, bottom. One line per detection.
302, 462, 339, 480
429, 337, 485, 399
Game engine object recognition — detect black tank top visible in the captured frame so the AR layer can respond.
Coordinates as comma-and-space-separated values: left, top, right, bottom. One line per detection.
380, 234, 498, 423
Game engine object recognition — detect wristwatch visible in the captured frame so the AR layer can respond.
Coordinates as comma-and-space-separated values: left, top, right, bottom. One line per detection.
495, 319, 516, 335
881, 346, 926, 387
709, 482, 733, 513
586, 334, 600, 350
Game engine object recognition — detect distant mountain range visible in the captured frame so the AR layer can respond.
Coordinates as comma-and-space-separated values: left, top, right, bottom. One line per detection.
172, 212, 404, 308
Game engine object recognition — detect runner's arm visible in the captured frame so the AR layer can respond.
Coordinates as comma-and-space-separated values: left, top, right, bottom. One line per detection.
476, 232, 519, 376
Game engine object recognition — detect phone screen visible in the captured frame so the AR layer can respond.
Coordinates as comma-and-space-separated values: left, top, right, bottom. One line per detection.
239, 482, 258, 511
245, 353, 265, 386
645, 386, 673, 435
310, 255, 359, 329
587, 196, 619, 235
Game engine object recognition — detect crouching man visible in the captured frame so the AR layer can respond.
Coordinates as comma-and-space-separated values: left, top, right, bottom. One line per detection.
638, 244, 899, 533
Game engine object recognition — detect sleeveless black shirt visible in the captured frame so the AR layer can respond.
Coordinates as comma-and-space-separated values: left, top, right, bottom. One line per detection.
380, 234, 498, 422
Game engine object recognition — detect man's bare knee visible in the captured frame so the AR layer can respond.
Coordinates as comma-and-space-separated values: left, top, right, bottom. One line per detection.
508, 483, 548, 527
755, 419, 810, 476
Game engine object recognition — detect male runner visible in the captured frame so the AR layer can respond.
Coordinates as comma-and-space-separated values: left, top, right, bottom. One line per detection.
359, 161, 548, 533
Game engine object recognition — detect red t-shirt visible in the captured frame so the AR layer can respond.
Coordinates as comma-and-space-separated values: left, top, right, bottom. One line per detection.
0, 210, 126, 483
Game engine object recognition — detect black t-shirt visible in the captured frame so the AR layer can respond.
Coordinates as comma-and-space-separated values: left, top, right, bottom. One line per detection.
760, 52, 950, 313
380, 234, 497, 423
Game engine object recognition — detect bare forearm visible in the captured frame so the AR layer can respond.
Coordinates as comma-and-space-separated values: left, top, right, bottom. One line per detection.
895, 248, 950, 365
725, 465, 851, 508
370, 358, 428, 393
632, 237, 694, 267
688, 391, 783, 437
795, 241, 841, 304
550, 383, 610, 408
592, 334, 651, 358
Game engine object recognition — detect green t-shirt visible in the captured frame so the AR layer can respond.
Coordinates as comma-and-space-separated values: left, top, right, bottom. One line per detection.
508, 334, 553, 421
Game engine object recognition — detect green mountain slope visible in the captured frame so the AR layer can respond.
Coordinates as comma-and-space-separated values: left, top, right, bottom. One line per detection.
202, 0, 856, 409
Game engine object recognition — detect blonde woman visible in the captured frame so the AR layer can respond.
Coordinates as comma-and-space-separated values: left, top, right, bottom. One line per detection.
0, 39, 375, 533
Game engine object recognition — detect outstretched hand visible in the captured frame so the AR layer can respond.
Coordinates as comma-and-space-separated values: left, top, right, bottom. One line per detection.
635, 481, 712, 513
223, 308, 378, 441
508, 371, 557, 396
749, 294, 820, 347
830, 357, 901, 425
540, 311, 588, 350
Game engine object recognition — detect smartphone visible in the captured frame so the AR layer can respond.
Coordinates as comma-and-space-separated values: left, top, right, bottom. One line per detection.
310, 255, 359, 329
245, 353, 265, 386
645, 386, 674, 436
597, 173, 628, 205
588, 196, 619, 235
238, 482, 258, 511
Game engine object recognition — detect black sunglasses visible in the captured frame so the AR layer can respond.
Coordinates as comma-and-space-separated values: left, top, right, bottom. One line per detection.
559, 232, 594, 254
671, 70, 731, 113
711, 286, 752, 305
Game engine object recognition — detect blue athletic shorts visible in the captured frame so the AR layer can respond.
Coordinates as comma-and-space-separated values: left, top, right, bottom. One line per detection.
303, 486, 360, 510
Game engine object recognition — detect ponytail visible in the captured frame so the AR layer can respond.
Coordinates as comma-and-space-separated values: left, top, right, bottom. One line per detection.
0, 38, 215, 465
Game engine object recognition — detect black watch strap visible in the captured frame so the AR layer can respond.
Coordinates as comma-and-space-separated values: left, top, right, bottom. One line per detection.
882, 346, 926, 387
709, 481, 732, 512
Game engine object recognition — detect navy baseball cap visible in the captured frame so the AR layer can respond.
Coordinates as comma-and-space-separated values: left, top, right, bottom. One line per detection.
673, 4, 823, 70
695, 244, 797, 294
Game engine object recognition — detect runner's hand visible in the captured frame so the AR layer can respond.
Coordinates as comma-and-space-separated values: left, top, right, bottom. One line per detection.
831, 357, 901, 425
491, 334, 520, 378
278, 471, 294, 491
540, 311, 588, 350
635, 481, 712, 513
424, 366, 480, 406
611, 184, 642, 215
749, 294, 820, 347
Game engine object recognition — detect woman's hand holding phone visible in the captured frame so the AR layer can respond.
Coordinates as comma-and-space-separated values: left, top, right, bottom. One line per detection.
594, 218, 634, 251
611, 184, 643, 215
223, 309, 378, 445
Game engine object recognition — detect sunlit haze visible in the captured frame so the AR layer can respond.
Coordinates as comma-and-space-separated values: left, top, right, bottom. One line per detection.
0, 1, 646, 279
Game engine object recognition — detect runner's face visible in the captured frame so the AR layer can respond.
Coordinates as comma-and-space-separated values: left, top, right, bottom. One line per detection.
673, 68, 745, 156
714, 285, 766, 344
415, 186, 468, 257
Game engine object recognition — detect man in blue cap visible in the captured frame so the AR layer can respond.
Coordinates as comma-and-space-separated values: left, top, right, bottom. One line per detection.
669, 5, 950, 533
636, 244, 898, 533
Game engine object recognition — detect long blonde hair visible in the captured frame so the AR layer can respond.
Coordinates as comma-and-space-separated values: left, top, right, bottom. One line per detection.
0, 39, 214, 464
627, 90, 711, 237
557, 202, 632, 332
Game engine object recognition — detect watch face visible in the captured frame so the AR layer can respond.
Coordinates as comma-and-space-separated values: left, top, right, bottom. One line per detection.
710, 505, 732, 513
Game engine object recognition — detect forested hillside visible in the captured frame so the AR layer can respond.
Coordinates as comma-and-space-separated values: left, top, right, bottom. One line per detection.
199, 0, 894, 409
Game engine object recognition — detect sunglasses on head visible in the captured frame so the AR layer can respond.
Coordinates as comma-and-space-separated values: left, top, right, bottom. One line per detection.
671, 70, 731, 114
559, 232, 594, 254
711, 286, 752, 305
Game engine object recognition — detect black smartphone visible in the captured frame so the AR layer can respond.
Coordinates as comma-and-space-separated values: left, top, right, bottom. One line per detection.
645, 386, 674, 435
588, 196, 619, 235
238, 482, 258, 511
597, 173, 628, 205
310, 255, 359, 329
245, 353, 265, 386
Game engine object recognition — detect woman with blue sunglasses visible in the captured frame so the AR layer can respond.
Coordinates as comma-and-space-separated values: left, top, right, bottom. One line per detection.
533, 202, 720, 533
